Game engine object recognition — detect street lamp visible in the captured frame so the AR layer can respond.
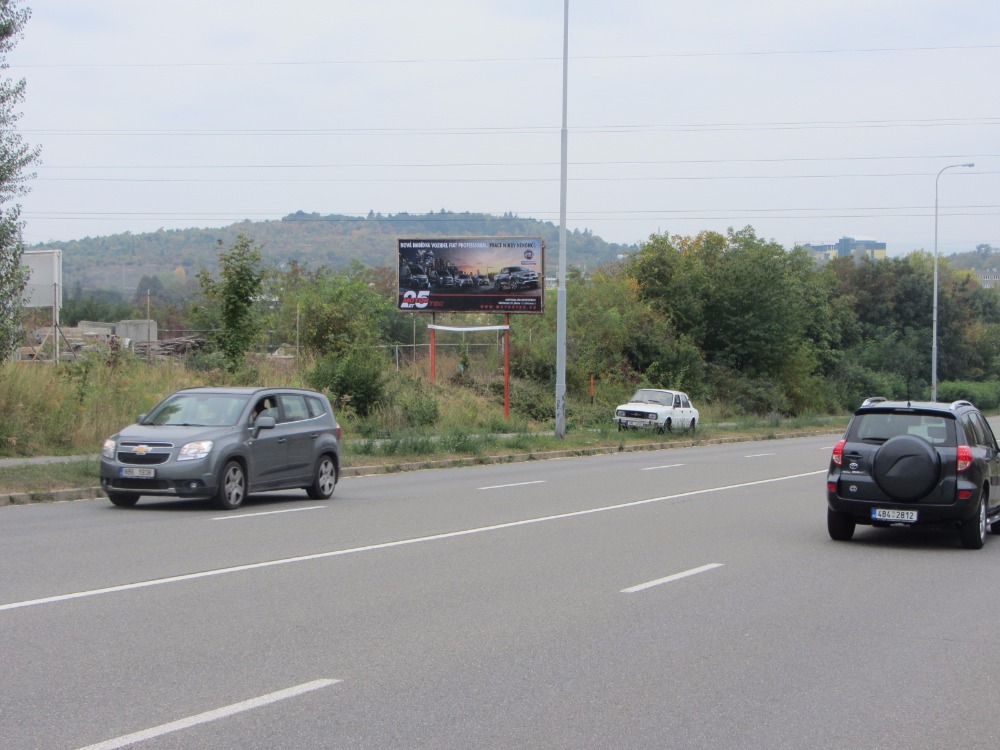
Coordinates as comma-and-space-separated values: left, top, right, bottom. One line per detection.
931, 162, 974, 401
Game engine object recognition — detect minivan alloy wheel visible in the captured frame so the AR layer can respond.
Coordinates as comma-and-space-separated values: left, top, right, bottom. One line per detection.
307, 455, 337, 500
216, 460, 246, 510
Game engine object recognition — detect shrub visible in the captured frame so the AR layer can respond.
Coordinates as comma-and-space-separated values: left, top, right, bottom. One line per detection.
938, 381, 1000, 410
307, 349, 387, 417
509, 378, 555, 423
185, 349, 228, 373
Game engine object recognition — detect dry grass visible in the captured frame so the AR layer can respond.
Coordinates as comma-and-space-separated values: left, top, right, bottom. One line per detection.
0, 354, 848, 498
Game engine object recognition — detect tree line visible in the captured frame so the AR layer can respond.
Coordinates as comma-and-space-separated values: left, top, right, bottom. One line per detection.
30, 210, 633, 292
42, 226, 1000, 419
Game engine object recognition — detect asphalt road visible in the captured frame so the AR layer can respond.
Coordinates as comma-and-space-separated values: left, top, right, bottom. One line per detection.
2, 434, 999, 749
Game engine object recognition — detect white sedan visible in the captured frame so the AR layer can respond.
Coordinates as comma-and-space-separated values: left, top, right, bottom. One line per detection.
614, 389, 699, 433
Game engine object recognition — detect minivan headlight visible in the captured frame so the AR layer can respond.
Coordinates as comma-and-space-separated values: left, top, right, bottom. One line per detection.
102, 439, 115, 459
178, 440, 213, 461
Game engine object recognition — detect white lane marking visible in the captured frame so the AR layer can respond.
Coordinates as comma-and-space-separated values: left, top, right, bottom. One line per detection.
621, 563, 724, 593
75, 679, 340, 750
479, 480, 546, 490
212, 506, 326, 521
745, 453, 776, 458
641, 463, 684, 471
1, 470, 824, 613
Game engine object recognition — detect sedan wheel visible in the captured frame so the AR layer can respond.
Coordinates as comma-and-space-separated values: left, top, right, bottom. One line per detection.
215, 460, 246, 510
307, 455, 337, 500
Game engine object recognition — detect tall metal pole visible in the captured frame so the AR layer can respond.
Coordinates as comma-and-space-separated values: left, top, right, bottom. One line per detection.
145, 289, 153, 364
931, 162, 974, 401
555, 0, 569, 438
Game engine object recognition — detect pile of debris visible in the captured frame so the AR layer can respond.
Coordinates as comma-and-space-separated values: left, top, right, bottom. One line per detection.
132, 336, 208, 358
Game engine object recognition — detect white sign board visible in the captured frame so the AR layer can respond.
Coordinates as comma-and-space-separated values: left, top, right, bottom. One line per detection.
21, 249, 62, 310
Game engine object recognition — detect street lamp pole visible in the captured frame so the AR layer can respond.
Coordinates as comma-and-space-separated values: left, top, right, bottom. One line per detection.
931, 162, 974, 401
554, 0, 569, 438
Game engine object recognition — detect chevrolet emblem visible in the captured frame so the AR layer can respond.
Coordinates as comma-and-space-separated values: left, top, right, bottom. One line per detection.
132, 445, 153, 455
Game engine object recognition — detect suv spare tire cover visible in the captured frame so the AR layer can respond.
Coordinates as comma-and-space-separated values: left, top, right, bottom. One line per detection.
872, 435, 941, 501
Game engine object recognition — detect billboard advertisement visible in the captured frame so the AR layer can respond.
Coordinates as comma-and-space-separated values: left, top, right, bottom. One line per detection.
397, 237, 544, 314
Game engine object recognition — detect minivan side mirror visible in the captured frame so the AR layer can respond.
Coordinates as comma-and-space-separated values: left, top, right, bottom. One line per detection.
254, 416, 276, 434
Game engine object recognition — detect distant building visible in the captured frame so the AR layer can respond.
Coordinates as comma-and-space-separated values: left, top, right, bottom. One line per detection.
977, 270, 1000, 289
802, 236, 887, 263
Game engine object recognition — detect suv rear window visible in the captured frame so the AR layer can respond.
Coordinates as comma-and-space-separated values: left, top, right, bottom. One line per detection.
852, 412, 953, 446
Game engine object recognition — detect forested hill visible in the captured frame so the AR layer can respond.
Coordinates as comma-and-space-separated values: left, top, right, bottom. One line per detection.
29, 211, 637, 290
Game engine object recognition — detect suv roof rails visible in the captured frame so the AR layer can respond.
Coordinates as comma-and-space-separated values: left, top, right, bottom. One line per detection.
950, 400, 974, 410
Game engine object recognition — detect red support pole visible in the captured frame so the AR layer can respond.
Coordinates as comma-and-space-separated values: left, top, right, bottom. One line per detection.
503, 314, 510, 419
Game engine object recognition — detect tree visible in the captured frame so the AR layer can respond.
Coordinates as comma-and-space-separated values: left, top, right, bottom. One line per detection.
263, 261, 396, 416
265, 260, 395, 357
195, 233, 264, 372
0, 1, 39, 360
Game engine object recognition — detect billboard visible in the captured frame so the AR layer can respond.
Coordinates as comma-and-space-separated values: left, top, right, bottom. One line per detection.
397, 237, 544, 314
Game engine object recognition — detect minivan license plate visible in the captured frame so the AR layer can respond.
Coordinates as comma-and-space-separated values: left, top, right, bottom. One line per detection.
872, 508, 917, 522
120, 467, 155, 479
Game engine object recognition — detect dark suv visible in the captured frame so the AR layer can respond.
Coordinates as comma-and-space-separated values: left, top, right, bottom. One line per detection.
493, 266, 539, 291
826, 400, 1000, 548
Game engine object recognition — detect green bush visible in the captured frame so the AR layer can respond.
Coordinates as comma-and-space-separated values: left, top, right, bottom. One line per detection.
937, 381, 1000, 410
509, 378, 555, 423
307, 350, 387, 417
397, 383, 440, 427
826, 362, 907, 412
708, 366, 791, 416
440, 428, 491, 455
185, 349, 228, 373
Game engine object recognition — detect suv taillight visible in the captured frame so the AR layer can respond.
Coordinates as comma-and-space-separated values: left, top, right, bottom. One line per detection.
957, 445, 973, 472
831, 439, 846, 466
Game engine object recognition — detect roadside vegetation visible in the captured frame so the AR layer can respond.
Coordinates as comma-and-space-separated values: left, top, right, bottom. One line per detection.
0, 352, 850, 496
7, 225, 1000, 499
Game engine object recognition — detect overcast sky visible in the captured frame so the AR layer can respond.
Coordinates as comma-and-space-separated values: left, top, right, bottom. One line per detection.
7, 1, 998, 256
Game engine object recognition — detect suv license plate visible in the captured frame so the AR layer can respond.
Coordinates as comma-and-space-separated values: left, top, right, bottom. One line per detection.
872, 508, 917, 522
120, 467, 155, 479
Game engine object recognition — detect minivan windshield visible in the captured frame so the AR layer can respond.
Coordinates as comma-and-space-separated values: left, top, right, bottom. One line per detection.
144, 394, 250, 427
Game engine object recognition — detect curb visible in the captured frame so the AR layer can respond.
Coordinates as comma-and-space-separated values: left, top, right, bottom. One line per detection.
0, 486, 105, 506
0, 429, 840, 507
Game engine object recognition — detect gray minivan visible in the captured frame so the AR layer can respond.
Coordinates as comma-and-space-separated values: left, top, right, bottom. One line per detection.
100, 387, 341, 510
